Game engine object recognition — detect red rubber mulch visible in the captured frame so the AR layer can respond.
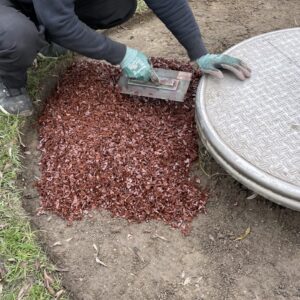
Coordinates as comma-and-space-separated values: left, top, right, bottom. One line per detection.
37, 58, 208, 233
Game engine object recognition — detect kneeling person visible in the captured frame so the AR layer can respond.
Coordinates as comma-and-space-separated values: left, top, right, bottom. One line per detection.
0, 0, 251, 116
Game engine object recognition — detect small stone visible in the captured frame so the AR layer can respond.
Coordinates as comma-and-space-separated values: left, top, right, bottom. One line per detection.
208, 234, 215, 242
183, 277, 191, 286
217, 233, 225, 239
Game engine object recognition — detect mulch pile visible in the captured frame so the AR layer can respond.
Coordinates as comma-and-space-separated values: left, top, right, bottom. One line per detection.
37, 58, 208, 233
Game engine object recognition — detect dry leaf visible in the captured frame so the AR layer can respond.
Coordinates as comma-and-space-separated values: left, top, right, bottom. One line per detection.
54, 266, 69, 272
95, 257, 108, 267
247, 193, 257, 200
17, 283, 31, 300
52, 241, 62, 247
45, 282, 56, 296
44, 270, 54, 285
0, 263, 7, 281
235, 227, 251, 241
183, 277, 191, 285
65, 237, 73, 242
151, 234, 169, 242
93, 244, 98, 254
44, 271, 56, 296
196, 277, 203, 283
35, 260, 41, 271
55, 289, 64, 299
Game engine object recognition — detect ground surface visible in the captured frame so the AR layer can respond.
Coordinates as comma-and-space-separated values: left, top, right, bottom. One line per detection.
21, 1, 300, 299
0, 59, 69, 300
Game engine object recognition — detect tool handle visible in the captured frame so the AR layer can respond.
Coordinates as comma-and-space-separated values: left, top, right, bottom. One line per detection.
150, 70, 162, 85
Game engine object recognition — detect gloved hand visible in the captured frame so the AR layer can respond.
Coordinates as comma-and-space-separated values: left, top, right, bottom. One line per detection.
120, 47, 152, 82
196, 54, 251, 80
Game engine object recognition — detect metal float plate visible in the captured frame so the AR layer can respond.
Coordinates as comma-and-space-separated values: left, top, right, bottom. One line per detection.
119, 68, 192, 102
196, 28, 300, 210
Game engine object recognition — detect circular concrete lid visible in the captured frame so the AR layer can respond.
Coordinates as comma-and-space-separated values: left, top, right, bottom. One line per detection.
196, 28, 300, 210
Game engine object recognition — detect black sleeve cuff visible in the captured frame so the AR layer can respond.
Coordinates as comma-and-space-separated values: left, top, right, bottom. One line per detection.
99, 39, 127, 65
182, 34, 208, 61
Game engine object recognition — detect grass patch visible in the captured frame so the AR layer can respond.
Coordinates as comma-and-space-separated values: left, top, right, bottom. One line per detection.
28, 54, 72, 99
0, 56, 71, 299
136, 0, 148, 14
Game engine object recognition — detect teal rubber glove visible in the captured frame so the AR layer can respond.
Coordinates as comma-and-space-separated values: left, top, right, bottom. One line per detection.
197, 54, 251, 80
120, 47, 152, 82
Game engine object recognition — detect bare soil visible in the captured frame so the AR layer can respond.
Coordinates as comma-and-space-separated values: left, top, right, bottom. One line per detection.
21, 1, 300, 299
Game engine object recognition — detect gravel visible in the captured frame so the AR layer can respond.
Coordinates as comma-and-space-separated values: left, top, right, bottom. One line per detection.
37, 58, 208, 233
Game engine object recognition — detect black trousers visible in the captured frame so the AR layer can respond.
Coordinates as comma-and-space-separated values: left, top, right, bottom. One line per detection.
0, 0, 137, 88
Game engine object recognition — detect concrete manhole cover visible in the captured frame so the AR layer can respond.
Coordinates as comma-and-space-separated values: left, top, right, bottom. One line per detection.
196, 28, 300, 210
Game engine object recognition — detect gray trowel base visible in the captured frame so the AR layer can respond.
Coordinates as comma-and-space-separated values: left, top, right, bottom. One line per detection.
196, 119, 300, 211
119, 68, 192, 102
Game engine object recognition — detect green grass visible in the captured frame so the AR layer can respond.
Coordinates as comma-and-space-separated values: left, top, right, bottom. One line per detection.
0, 57, 70, 299
28, 54, 71, 99
0, 4, 148, 294
136, 0, 148, 14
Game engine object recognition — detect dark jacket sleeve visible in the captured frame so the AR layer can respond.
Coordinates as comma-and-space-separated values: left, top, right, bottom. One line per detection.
144, 0, 207, 60
32, 0, 126, 64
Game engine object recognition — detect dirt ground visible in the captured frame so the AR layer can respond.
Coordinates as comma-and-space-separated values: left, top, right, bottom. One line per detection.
20, 1, 300, 299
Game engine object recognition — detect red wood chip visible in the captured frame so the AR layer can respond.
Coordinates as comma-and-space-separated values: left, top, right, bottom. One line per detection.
37, 58, 208, 234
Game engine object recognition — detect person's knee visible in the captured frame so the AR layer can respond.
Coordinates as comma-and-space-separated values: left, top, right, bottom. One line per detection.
123, 0, 137, 22
0, 14, 43, 68
78, 0, 137, 29
105, 0, 137, 28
